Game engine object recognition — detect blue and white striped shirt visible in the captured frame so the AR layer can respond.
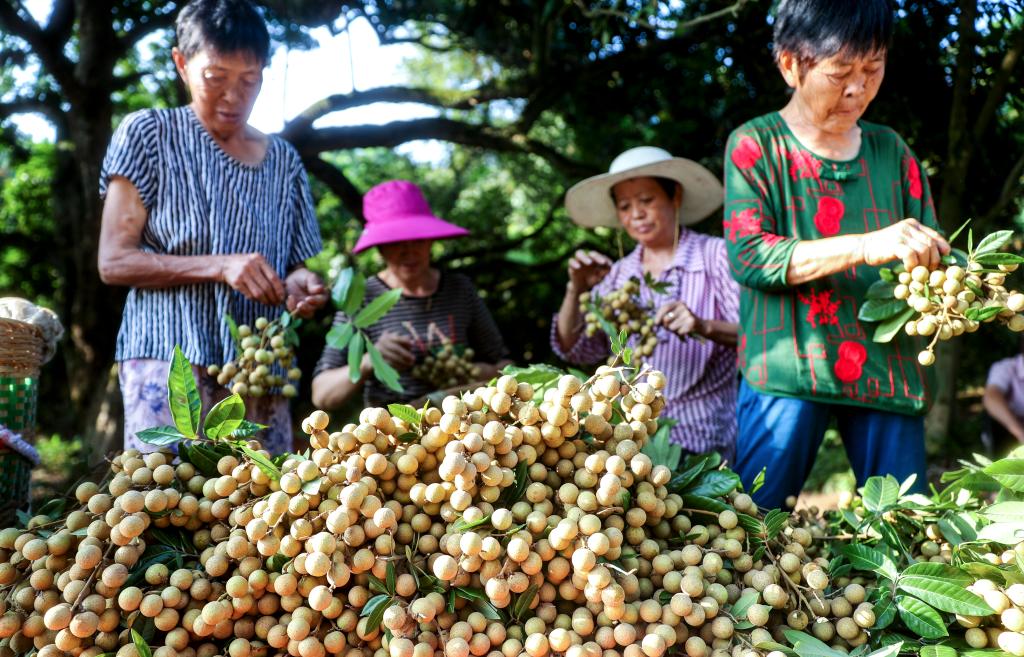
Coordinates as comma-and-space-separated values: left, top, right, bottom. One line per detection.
100, 106, 323, 366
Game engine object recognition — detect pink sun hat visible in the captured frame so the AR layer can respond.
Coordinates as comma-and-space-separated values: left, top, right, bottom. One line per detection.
352, 180, 470, 254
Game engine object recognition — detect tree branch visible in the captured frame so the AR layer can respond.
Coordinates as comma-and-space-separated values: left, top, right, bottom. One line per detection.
0, 1, 76, 93
281, 85, 527, 139
44, 0, 75, 43
981, 152, 1024, 224
572, 0, 752, 35
376, 34, 455, 53
301, 156, 365, 222
117, 9, 179, 56
438, 195, 563, 265
287, 117, 593, 178
0, 94, 65, 127
972, 25, 1024, 142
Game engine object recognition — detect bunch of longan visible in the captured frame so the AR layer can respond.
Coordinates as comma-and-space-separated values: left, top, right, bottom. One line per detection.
412, 343, 480, 390
894, 262, 1024, 366
207, 316, 301, 398
579, 278, 658, 365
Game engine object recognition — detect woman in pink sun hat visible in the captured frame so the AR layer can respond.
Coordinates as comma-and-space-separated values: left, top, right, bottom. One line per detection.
312, 180, 511, 409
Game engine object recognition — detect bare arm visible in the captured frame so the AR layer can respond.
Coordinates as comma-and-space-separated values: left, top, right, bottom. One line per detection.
98, 176, 286, 305
311, 359, 373, 411
785, 219, 950, 286
983, 385, 1024, 444
556, 250, 613, 352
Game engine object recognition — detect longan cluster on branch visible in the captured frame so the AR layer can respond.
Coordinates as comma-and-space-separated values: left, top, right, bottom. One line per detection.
579, 279, 658, 365
412, 344, 480, 390
207, 316, 301, 398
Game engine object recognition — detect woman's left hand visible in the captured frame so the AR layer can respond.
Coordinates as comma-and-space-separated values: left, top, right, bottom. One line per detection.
285, 267, 327, 318
655, 301, 705, 338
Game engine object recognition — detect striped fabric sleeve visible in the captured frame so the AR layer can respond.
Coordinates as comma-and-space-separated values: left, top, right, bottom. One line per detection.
100, 110, 158, 209
286, 149, 324, 269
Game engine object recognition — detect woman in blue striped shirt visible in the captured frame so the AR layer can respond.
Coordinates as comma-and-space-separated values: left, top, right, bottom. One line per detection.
98, 0, 325, 454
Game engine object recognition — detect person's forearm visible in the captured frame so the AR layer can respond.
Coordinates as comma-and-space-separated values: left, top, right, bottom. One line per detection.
311, 365, 370, 411
697, 320, 739, 348
474, 359, 512, 382
556, 284, 585, 352
98, 249, 227, 289
785, 234, 867, 286
983, 389, 1024, 443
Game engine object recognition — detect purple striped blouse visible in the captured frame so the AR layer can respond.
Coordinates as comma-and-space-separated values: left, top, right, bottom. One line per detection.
550, 229, 740, 457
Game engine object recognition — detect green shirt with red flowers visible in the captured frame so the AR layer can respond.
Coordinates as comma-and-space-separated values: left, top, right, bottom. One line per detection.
724, 111, 937, 415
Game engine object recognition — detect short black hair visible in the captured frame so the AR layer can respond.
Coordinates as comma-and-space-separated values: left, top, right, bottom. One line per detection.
773, 0, 893, 66
610, 177, 681, 203
176, 0, 271, 65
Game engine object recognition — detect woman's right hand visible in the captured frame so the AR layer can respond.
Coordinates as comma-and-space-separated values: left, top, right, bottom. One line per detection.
567, 250, 613, 293
367, 331, 416, 372
222, 253, 286, 306
862, 219, 950, 270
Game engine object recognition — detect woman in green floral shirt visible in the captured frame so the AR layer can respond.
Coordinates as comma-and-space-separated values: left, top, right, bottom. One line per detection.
726, 0, 949, 508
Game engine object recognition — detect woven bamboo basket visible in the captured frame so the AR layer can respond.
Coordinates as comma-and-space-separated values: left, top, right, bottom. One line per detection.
0, 317, 43, 526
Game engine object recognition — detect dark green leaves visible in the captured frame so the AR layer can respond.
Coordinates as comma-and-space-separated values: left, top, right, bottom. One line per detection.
136, 425, 185, 446
388, 404, 422, 427
688, 469, 741, 497
858, 297, 907, 322
348, 332, 365, 384
361, 593, 394, 634
983, 459, 1024, 492
965, 306, 1004, 322
972, 230, 1014, 258
895, 595, 947, 639
168, 345, 200, 438
873, 306, 916, 343
367, 339, 403, 393
862, 475, 901, 512
355, 288, 403, 328
332, 267, 369, 316
203, 393, 245, 440
640, 421, 682, 471
326, 323, 355, 350
839, 543, 898, 581
898, 563, 993, 616
131, 628, 153, 657
237, 444, 281, 481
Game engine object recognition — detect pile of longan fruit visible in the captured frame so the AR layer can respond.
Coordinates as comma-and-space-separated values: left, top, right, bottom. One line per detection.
207, 316, 301, 398
0, 361, 1018, 657
894, 262, 1024, 366
579, 279, 658, 365
412, 344, 481, 390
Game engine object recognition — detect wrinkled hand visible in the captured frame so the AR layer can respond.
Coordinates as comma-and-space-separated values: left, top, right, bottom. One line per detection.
222, 253, 285, 306
368, 331, 416, 372
654, 301, 703, 338
862, 219, 950, 271
568, 249, 613, 293
285, 267, 327, 319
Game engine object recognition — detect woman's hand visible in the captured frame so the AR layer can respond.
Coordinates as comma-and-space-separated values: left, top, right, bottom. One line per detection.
285, 267, 327, 318
654, 301, 704, 338
370, 331, 416, 372
221, 253, 286, 306
567, 250, 613, 293
862, 219, 950, 270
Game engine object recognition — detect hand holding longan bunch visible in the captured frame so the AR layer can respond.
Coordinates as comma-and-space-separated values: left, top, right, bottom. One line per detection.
411, 342, 480, 390
580, 277, 658, 364
207, 314, 301, 398
893, 261, 1024, 366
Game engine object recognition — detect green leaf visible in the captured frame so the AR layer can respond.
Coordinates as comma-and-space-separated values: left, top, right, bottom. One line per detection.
348, 332, 365, 384
965, 306, 1005, 322
224, 313, 242, 357
981, 501, 1024, 523
326, 323, 355, 350
681, 494, 731, 514
388, 404, 422, 427
640, 420, 682, 471
474, 599, 504, 621
781, 629, 848, 657
230, 419, 267, 439
948, 219, 971, 245
872, 592, 897, 630
749, 467, 766, 495
879, 268, 895, 282
984, 459, 1024, 492
203, 393, 245, 440
331, 268, 354, 307
840, 544, 898, 581
973, 230, 1014, 257
386, 562, 396, 596
864, 644, 903, 657
365, 595, 394, 635
301, 477, 322, 495
968, 228, 974, 253
136, 425, 185, 446
238, 445, 281, 481
859, 297, 907, 322
974, 252, 1024, 266
895, 595, 947, 639
864, 279, 898, 300
978, 521, 1024, 544
344, 271, 367, 316
898, 573, 993, 616
501, 363, 564, 389
918, 646, 958, 657
513, 584, 538, 620
452, 514, 491, 532
131, 628, 153, 657
367, 575, 388, 595
367, 339, 404, 393
668, 454, 713, 491
728, 590, 760, 619
354, 288, 403, 329
167, 346, 200, 438
862, 475, 901, 512
688, 470, 742, 497
872, 306, 916, 343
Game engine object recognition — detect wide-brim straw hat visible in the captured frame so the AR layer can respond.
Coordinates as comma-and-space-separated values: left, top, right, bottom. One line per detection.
565, 146, 724, 228
353, 180, 469, 254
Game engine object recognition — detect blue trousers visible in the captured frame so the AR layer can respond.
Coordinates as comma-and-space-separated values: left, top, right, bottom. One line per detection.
734, 380, 927, 509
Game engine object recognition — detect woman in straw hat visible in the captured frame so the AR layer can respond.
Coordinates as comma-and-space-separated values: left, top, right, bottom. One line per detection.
553, 147, 740, 460
312, 180, 510, 409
